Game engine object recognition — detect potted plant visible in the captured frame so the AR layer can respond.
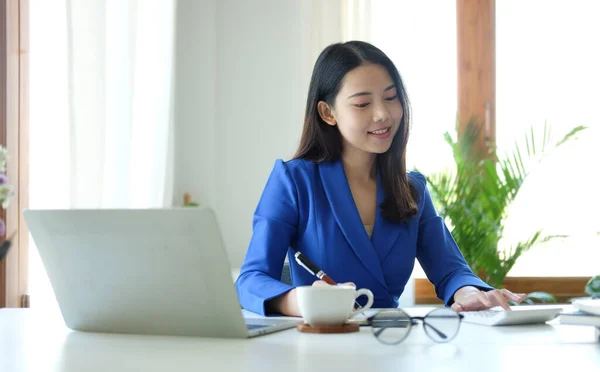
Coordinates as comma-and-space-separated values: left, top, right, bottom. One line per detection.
423, 120, 586, 302
584, 275, 600, 299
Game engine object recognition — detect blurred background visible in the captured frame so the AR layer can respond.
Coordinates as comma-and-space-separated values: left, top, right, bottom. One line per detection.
20, 0, 600, 312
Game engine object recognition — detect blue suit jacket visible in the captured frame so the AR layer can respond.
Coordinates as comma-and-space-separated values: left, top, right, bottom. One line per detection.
235, 159, 492, 315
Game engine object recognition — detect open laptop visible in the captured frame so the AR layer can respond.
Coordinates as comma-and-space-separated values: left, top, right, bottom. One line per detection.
23, 207, 299, 338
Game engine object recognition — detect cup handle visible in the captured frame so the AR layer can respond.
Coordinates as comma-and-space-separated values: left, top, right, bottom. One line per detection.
350, 288, 374, 317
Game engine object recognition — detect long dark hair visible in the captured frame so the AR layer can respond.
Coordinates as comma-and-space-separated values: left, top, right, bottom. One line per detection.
293, 41, 418, 223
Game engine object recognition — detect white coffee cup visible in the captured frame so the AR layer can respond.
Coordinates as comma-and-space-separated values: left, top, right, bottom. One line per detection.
296, 285, 375, 326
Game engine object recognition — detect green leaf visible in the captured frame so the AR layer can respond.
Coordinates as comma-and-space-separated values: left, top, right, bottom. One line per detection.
555, 125, 587, 147
524, 291, 557, 304
585, 275, 600, 297
425, 120, 586, 287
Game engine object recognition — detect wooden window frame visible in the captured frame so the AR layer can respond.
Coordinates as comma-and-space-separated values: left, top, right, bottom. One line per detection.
457, 0, 495, 152
415, 277, 590, 305
0, 0, 29, 308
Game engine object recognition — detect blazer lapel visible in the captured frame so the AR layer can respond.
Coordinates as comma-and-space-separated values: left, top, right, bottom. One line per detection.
371, 169, 402, 261
318, 161, 388, 289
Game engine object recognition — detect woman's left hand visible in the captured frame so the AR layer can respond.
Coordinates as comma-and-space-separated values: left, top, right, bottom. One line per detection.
451, 286, 527, 312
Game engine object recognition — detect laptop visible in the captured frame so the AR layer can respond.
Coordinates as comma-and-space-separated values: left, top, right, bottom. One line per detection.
23, 207, 299, 338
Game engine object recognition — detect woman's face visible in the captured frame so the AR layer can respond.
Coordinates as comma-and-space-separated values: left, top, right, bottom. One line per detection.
320, 63, 403, 157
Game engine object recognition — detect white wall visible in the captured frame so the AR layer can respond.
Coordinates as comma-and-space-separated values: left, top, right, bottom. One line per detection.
172, 0, 218, 215
173, 0, 322, 267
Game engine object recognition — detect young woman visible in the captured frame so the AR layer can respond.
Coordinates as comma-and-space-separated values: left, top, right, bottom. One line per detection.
235, 41, 525, 316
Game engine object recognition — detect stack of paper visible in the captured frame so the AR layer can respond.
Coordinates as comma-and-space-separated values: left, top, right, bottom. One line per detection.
559, 299, 600, 341
559, 309, 600, 326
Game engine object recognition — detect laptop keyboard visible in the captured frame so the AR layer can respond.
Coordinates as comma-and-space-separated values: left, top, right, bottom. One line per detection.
246, 324, 268, 330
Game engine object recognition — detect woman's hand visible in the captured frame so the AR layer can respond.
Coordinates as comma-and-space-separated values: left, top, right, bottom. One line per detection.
267, 289, 301, 316
451, 286, 527, 312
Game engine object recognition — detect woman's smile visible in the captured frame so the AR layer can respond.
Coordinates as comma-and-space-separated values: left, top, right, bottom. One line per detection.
368, 126, 392, 139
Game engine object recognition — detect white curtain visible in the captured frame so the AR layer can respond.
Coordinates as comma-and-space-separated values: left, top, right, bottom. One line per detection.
299, 0, 372, 87
29, 0, 176, 312
65, 0, 175, 208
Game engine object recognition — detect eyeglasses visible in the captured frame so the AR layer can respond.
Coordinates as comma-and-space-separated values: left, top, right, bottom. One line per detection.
367, 308, 464, 345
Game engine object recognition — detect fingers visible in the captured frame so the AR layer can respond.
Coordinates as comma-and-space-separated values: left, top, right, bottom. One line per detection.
500, 288, 527, 303
453, 289, 519, 312
453, 292, 489, 312
488, 290, 511, 311
451, 303, 464, 312
478, 291, 494, 308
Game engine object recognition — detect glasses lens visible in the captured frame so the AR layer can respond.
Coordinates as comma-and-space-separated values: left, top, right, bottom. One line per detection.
423, 308, 461, 343
371, 310, 412, 345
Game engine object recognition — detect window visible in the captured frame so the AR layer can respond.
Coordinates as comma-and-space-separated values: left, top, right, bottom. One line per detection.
496, 0, 600, 276
28, 0, 176, 312
372, 1, 599, 280
371, 0, 457, 279
371, 0, 457, 176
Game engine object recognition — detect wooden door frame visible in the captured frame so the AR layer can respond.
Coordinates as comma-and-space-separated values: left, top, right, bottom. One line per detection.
0, 0, 29, 308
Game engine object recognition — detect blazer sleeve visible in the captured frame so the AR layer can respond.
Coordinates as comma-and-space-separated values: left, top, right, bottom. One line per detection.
235, 159, 299, 315
413, 172, 494, 306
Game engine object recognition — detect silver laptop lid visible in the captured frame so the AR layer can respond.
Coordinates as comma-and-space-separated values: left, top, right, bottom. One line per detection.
23, 207, 249, 338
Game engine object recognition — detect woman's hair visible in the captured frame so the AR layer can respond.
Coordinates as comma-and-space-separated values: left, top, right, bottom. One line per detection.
293, 41, 418, 222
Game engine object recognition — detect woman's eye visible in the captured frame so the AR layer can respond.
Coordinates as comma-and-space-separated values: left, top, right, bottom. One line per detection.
385, 95, 398, 101
354, 103, 370, 108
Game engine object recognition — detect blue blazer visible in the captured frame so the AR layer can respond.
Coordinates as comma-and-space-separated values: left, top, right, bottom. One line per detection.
235, 159, 492, 315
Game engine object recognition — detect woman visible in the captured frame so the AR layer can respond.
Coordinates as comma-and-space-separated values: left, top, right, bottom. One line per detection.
235, 41, 525, 316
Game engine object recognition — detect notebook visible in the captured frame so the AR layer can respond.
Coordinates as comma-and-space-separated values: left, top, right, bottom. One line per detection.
559, 310, 600, 326
573, 299, 600, 316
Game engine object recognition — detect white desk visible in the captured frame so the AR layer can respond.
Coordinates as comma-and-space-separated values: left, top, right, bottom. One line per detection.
1, 307, 599, 372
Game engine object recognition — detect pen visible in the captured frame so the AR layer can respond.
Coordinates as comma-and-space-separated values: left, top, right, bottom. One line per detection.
294, 251, 362, 309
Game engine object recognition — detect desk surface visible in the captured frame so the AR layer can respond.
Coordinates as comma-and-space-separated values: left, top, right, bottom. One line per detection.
1, 307, 599, 372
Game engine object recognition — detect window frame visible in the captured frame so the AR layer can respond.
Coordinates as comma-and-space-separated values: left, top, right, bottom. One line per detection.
415, 277, 590, 305
0, 0, 29, 308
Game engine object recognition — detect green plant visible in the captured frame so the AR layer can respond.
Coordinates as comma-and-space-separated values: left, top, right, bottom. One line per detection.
585, 275, 600, 298
423, 119, 586, 290
183, 192, 200, 207
519, 291, 557, 305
